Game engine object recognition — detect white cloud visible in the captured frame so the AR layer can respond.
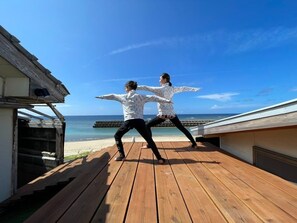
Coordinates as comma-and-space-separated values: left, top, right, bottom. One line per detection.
210, 103, 258, 110
108, 37, 181, 55
109, 42, 155, 55
225, 27, 297, 54
211, 105, 221, 109
256, 87, 274, 96
101, 73, 190, 82
106, 26, 297, 57
101, 75, 156, 82
197, 93, 239, 102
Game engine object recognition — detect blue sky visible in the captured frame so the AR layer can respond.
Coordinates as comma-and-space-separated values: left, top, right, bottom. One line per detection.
1, 0, 297, 116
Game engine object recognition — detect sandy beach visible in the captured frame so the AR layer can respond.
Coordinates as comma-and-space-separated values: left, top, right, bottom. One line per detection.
64, 135, 189, 156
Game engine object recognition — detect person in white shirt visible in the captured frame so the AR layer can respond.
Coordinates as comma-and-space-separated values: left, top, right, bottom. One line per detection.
96, 80, 172, 163
138, 73, 200, 148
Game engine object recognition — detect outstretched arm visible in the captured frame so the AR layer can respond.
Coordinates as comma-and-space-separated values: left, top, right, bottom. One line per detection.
137, 85, 163, 95
145, 95, 172, 103
95, 94, 124, 103
173, 86, 201, 94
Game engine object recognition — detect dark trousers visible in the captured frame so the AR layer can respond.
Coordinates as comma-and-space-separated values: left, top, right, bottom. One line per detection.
146, 115, 197, 146
114, 119, 162, 160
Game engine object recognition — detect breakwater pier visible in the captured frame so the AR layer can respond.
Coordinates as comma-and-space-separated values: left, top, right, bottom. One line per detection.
93, 119, 214, 128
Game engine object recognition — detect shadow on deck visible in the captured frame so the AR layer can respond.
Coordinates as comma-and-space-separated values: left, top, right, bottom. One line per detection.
2, 141, 297, 222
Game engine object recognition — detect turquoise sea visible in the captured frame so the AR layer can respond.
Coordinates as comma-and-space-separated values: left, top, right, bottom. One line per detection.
64, 114, 235, 142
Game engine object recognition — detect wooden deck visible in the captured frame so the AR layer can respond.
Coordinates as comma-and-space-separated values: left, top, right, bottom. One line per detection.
10, 141, 297, 222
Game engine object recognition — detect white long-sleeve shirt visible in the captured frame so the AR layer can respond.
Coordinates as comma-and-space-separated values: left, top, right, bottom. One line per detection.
96, 90, 171, 121
138, 83, 200, 116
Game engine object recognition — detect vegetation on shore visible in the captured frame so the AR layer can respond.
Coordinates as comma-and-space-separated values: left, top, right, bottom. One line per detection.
64, 151, 91, 162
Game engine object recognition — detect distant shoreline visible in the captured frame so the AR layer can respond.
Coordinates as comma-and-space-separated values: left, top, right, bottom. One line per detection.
64, 114, 236, 142
64, 135, 190, 156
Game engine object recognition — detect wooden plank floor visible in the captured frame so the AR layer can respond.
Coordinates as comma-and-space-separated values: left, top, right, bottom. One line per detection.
19, 141, 297, 222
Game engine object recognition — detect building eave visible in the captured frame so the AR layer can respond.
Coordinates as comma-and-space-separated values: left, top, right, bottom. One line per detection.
0, 25, 70, 103
191, 98, 297, 136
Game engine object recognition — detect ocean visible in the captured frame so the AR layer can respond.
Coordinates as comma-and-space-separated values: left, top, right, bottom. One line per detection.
64, 114, 235, 142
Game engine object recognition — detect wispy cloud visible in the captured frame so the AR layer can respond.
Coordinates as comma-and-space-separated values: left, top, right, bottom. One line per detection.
108, 41, 160, 55
256, 87, 274, 96
291, 87, 297, 92
101, 75, 156, 82
210, 103, 257, 110
84, 38, 180, 66
197, 93, 239, 102
108, 37, 182, 55
84, 26, 297, 67
106, 26, 297, 57
100, 73, 187, 82
225, 27, 297, 54
108, 42, 157, 55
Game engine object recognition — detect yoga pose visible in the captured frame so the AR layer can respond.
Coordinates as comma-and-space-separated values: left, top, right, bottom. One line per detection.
96, 80, 172, 163
138, 73, 200, 148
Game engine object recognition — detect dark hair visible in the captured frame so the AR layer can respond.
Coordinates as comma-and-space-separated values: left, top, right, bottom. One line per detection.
125, 80, 138, 90
161, 73, 172, 86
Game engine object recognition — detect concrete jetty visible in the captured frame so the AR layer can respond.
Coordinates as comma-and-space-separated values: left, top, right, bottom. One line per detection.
93, 119, 214, 128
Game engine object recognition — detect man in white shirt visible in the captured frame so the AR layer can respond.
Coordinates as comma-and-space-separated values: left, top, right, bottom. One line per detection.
96, 81, 172, 163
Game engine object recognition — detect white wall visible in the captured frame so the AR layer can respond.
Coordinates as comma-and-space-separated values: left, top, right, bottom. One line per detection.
0, 109, 14, 202
220, 127, 297, 164
220, 132, 254, 163
5, 77, 29, 97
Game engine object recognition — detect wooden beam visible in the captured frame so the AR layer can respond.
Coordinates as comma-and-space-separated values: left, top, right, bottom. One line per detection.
18, 111, 43, 121
26, 107, 55, 120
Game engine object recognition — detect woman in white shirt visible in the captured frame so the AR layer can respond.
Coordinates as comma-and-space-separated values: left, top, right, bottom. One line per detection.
138, 73, 200, 148
96, 80, 171, 163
